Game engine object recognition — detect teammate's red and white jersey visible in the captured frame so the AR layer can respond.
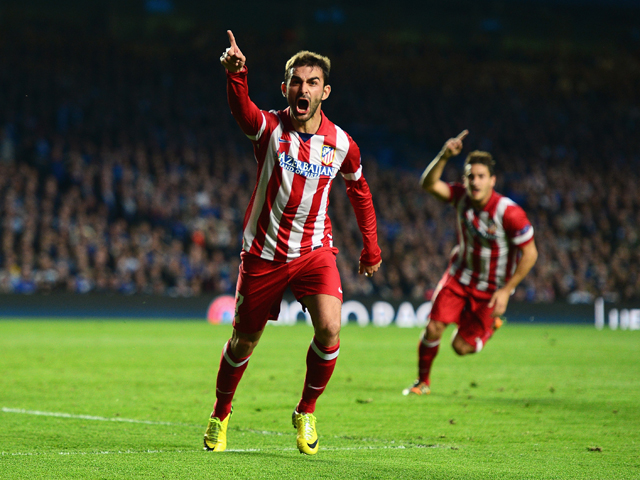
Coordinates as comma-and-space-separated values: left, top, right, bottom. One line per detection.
447, 183, 534, 293
227, 68, 381, 265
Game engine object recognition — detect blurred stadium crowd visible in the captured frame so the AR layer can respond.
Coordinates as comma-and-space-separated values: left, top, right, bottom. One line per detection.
1, 10, 639, 303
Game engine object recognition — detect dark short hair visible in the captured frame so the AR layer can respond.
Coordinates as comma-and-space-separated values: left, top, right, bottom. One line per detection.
464, 151, 495, 176
284, 51, 331, 85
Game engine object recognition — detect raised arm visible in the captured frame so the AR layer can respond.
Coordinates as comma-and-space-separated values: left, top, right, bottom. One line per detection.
419, 130, 468, 202
220, 30, 269, 140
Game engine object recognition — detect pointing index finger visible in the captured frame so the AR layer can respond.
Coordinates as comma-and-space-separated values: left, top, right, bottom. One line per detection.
227, 30, 237, 49
456, 130, 469, 141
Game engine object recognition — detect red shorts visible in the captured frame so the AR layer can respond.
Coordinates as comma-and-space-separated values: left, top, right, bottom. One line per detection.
232, 247, 343, 334
429, 273, 496, 348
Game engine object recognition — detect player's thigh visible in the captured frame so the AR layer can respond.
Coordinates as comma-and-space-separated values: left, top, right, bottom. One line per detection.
289, 247, 343, 301
429, 281, 466, 326
289, 248, 343, 346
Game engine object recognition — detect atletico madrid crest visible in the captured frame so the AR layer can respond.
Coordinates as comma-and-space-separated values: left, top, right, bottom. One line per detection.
321, 145, 335, 166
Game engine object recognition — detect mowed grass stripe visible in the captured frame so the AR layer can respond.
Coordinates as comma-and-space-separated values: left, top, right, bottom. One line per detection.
0, 320, 638, 480
1, 406, 450, 449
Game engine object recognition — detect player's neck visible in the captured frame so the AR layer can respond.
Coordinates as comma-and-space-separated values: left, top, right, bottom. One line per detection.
291, 111, 323, 134
470, 190, 493, 210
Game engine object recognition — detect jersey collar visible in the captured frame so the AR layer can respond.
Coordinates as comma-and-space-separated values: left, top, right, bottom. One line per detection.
282, 108, 334, 136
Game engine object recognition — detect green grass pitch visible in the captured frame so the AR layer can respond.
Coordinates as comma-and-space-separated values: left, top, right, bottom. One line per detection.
1, 319, 639, 479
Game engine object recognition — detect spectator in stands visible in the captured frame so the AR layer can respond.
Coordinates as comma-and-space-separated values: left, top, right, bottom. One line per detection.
0, 22, 638, 301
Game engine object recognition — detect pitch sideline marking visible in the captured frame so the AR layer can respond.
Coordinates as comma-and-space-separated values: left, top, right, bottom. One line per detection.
1, 407, 196, 427
2, 444, 438, 457
1, 407, 447, 454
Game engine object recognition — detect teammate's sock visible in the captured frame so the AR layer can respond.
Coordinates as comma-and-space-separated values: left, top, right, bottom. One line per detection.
296, 337, 340, 414
212, 340, 251, 421
417, 335, 440, 385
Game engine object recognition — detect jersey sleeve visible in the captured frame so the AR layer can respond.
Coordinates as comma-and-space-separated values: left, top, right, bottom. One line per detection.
340, 139, 382, 266
502, 204, 534, 247
448, 183, 466, 206
338, 134, 363, 180
226, 67, 277, 144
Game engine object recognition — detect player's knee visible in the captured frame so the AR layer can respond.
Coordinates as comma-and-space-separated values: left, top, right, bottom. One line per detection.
230, 338, 257, 358
313, 322, 341, 347
426, 320, 446, 340
230, 330, 263, 357
451, 337, 473, 356
452, 344, 467, 356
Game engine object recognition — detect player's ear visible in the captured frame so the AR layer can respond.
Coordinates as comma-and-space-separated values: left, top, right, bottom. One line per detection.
322, 84, 331, 101
281, 82, 287, 97
490, 175, 496, 188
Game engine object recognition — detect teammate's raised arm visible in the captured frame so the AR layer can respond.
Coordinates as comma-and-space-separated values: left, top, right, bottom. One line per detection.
220, 30, 246, 73
419, 130, 468, 201
445, 129, 468, 157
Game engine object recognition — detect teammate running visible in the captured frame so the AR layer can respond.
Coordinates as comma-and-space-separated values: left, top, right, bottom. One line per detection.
403, 131, 537, 396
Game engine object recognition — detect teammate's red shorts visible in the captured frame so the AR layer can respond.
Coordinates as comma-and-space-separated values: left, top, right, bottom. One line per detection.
429, 273, 496, 348
232, 247, 343, 334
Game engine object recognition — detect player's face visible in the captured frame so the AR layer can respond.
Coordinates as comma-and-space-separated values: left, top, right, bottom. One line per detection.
463, 163, 496, 207
281, 66, 331, 125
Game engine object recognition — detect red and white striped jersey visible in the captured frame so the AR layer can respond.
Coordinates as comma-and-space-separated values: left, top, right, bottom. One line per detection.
227, 68, 381, 265
447, 183, 534, 293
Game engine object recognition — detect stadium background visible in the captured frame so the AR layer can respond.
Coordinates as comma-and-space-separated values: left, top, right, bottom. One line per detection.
1, 0, 639, 323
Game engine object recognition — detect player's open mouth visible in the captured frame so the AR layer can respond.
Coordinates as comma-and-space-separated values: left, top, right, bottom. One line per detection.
296, 97, 310, 115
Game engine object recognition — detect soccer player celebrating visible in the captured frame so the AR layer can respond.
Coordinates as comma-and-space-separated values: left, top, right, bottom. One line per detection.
204, 31, 382, 454
403, 131, 537, 396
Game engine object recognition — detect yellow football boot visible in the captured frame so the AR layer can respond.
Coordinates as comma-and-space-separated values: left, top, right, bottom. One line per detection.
292, 410, 319, 455
203, 414, 230, 452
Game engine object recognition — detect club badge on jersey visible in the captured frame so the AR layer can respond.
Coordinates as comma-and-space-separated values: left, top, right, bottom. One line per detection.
321, 145, 335, 166
464, 209, 498, 241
